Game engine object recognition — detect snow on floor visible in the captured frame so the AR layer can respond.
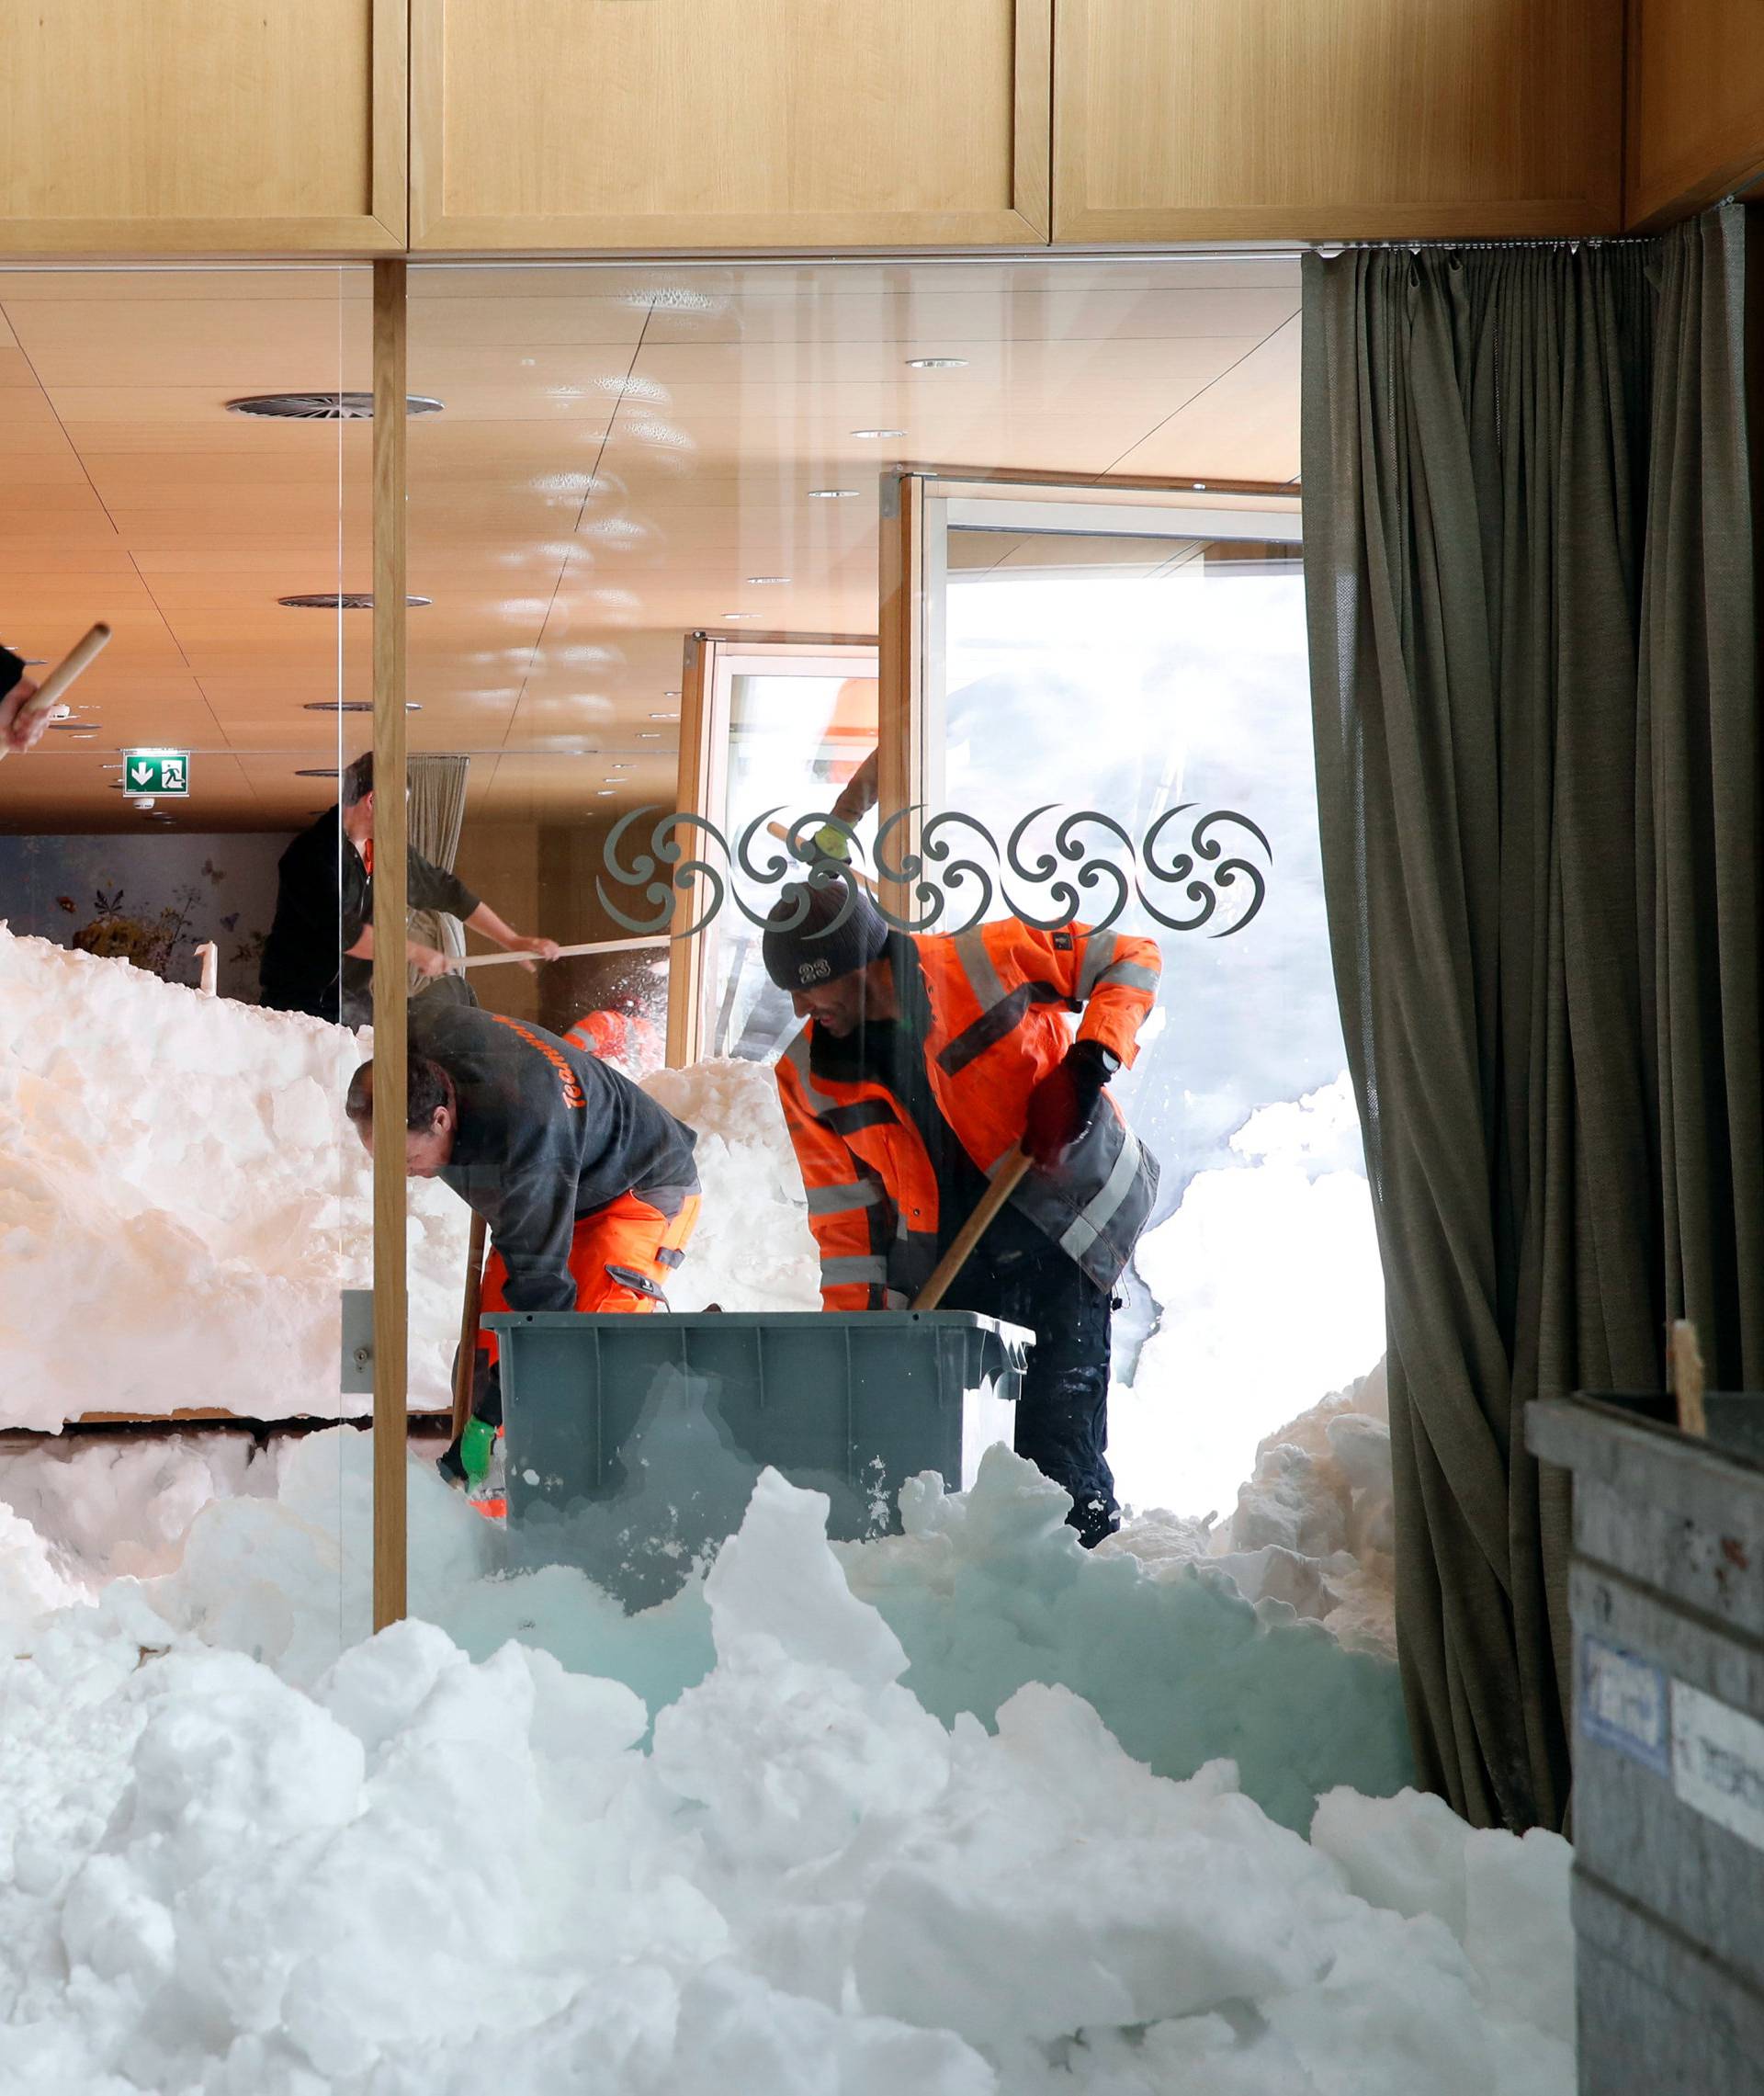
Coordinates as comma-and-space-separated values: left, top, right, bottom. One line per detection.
1, 1460, 1572, 2096
0, 935, 1571, 2090
1102, 1363, 1396, 1660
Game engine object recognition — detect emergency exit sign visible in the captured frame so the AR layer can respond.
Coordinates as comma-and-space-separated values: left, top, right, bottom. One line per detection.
122, 750, 190, 796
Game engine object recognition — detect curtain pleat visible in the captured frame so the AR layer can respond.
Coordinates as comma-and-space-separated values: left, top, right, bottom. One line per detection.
1301, 206, 1758, 1830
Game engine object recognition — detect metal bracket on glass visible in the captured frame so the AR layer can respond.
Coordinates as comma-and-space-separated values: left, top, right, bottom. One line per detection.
340, 1288, 374, 1394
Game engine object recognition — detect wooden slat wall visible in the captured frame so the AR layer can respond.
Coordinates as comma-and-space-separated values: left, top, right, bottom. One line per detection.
409, 0, 1052, 249
0, 0, 405, 253
1052, 0, 1624, 242
1625, 0, 1764, 230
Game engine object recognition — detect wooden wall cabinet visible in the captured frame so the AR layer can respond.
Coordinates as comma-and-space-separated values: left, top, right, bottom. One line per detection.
0, 0, 405, 253
410, 0, 1051, 249
1052, 0, 1623, 242
1625, 0, 1764, 229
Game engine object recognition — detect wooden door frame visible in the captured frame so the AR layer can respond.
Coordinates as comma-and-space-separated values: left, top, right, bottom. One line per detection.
664, 628, 878, 1068
881, 464, 1301, 827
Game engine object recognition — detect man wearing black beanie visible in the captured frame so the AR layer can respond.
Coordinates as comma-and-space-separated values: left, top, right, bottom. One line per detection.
764, 871, 1160, 1547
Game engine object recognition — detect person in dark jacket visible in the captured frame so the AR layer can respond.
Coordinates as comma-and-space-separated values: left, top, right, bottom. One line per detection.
0, 642, 46, 754
345, 1000, 702, 1484
260, 752, 559, 1025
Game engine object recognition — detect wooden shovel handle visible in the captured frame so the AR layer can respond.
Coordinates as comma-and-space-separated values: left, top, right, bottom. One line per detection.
913, 1146, 1034, 1309
450, 1211, 489, 1440
0, 622, 111, 760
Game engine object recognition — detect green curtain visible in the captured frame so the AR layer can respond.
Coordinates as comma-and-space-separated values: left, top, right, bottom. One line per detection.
1301, 205, 1759, 1831
406, 753, 470, 991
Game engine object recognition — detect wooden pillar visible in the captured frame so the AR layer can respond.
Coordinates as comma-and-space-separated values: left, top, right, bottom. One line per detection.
664, 632, 713, 1068
371, 256, 408, 1633
876, 470, 925, 926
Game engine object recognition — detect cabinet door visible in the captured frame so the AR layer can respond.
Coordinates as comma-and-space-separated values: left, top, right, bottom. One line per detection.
1626, 0, 1764, 228
0, 0, 404, 253
1054, 0, 1622, 242
411, 0, 1050, 249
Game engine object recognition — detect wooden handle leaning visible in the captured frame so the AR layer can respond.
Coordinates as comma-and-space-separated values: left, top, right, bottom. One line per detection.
1670, 1318, 1707, 1438
450, 1211, 489, 1440
0, 622, 111, 761
913, 1146, 1034, 1310
764, 819, 880, 896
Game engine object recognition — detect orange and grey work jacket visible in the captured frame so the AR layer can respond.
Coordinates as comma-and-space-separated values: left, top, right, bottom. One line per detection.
775, 919, 1160, 1309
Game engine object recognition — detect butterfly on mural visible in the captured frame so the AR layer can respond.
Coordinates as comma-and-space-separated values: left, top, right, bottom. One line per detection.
201, 858, 225, 885
56, 895, 77, 913
220, 912, 240, 932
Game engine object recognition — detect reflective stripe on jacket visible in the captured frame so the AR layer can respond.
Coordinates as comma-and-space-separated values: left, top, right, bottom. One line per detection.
775, 918, 1160, 1309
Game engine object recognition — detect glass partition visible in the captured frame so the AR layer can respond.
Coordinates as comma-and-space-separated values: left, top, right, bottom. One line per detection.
0, 265, 366, 1678
916, 482, 1383, 1516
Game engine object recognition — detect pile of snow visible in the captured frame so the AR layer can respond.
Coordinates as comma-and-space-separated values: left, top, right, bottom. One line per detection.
1104, 1361, 1396, 1658
2, 1462, 1572, 2095
643, 1057, 820, 1312
0, 935, 817, 1431
0, 929, 468, 1425
1110, 1074, 1385, 1518
6, 1426, 1410, 1832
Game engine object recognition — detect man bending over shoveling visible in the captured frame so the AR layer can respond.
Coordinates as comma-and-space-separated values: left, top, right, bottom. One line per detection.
763, 871, 1159, 1547
346, 999, 702, 1490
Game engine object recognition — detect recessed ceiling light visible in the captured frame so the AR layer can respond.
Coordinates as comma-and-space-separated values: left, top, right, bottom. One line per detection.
906, 357, 967, 369
722, 612, 757, 620
851, 428, 906, 439
638, 731, 662, 739
744, 576, 788, 585
807, 489, 858, 500
48, 719, 96, 731
649, 711, 677, 720
1193, 482, 1208, 491
663, 690, 680, 698
228, 392, 444, 421
596, 788, 616, 797
279, 593, 433, 610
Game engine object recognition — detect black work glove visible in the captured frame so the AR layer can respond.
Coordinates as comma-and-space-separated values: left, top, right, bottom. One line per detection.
1023, 1040, 1116, 1167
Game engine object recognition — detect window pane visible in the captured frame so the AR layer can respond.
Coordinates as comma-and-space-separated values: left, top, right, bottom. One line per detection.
938, 522, 1384, 1516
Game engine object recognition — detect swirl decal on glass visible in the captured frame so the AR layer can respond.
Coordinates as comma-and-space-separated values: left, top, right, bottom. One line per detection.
594, 802, 1272, 938
1004, 806, 1136, 934
1137, 804, 1272, 937
595, 806, 726, 936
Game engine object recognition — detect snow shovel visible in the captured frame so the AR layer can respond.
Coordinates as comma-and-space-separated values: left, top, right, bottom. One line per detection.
912, 1145, 1033, 1310
0, 621, 111, 760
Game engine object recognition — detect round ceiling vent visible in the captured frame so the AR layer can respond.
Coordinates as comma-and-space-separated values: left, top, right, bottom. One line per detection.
227, 392, 444, 420
300, 700, 422, 712
279, 593, 432, 610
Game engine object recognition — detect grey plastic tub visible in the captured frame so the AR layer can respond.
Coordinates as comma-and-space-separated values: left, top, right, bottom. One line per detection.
1527, 1391, 1764, 2096
483, 1309, 1030, 1605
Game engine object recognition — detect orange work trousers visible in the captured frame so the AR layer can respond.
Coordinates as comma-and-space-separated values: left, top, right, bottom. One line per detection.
477, 1191, 701, 1367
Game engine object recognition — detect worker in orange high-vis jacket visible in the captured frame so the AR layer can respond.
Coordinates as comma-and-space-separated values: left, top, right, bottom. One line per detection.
763, 873, 1160, 1547
564, 997, 663, 1077
345, 999, 701, 1489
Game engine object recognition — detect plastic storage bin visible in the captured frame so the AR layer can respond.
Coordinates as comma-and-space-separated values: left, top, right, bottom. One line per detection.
483, 1309, 1030, 1605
